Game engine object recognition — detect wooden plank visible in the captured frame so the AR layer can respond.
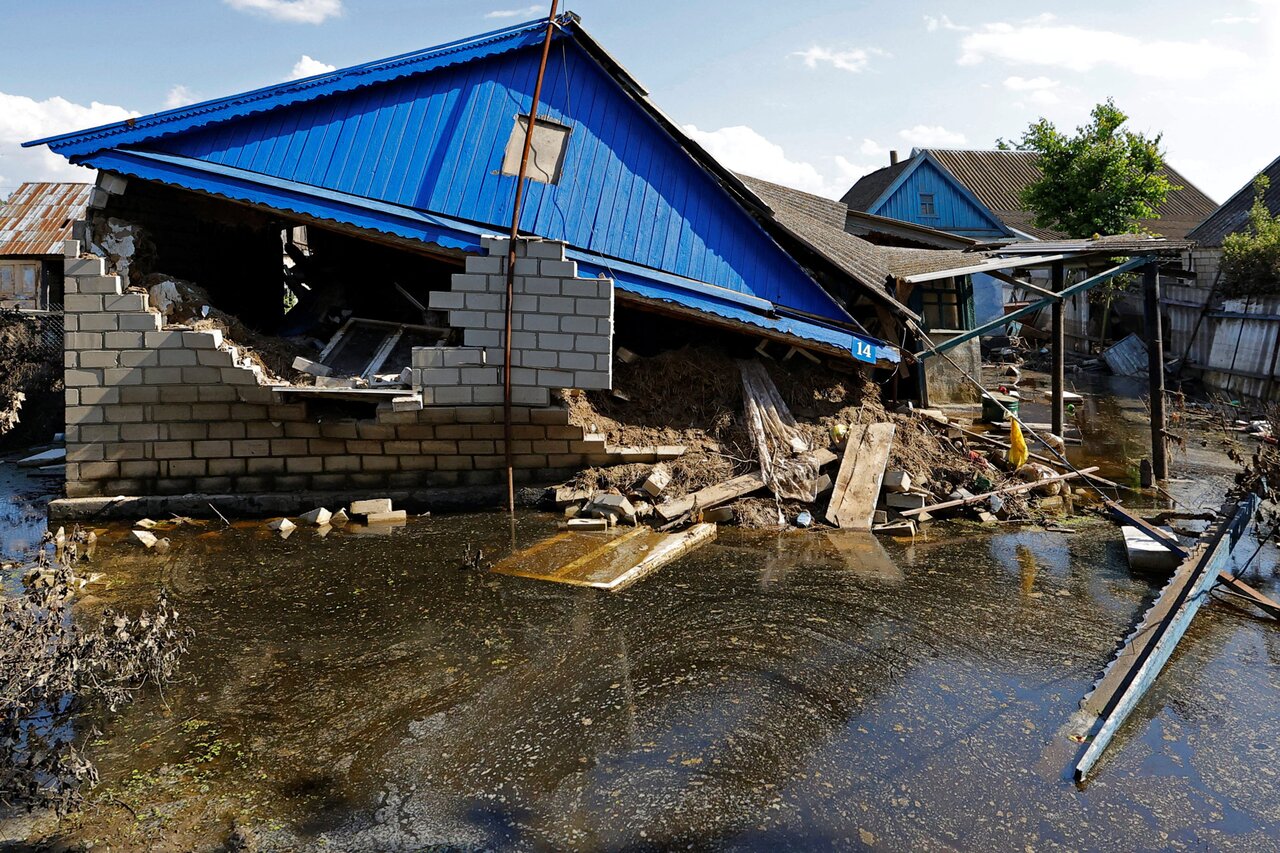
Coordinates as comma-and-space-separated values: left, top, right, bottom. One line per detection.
656, 448, 837, 522
490, 524, 717, 592
898, 467, 1098, 518
825, 423, 895, 530
1217, 570, 1280, 619
1072, 494, 1259, 781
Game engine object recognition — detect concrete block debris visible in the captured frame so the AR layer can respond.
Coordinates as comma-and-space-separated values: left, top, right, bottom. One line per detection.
298, 507, 332, 526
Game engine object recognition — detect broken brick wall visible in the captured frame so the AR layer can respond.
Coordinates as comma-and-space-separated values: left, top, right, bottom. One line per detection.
60, 237, 639, 500
415, 237, 613, 407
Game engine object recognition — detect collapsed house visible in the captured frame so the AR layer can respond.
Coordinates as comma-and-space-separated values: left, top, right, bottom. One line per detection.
28, 13, 977, 504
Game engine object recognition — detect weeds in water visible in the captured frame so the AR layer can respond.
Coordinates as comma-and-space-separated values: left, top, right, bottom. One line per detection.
0, 528, 192, 813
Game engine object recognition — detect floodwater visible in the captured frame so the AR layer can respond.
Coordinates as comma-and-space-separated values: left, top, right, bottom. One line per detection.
3, 375, 1280, 851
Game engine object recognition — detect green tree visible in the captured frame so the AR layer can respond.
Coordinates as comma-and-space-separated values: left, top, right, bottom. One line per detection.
1221, 175, 1280, 296
1013, 98, 1175, 237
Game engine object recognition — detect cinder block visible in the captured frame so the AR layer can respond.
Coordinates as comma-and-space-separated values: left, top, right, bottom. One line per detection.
538, 296, 574, 314
64, 257, 105, 277
576, 297, 612, 317
78, 313, 119, 332
98, 172, 128, 195
463, 329, 501, 348
75, 275, 123, 295
144, 367, 184, 384
465, 256, 504, 276
519, 349, 557, 369
64, 240, 81, 258
64, 369, 102, 387
430, 386, 473, 405
559, 315, 597, 334
471, 385, 503, 404
443, 348, 486, 367
540, 260, 577, 277
451, 273, 490, 292
512, 386, 551, 407
460, 367, 497, 385
392, 395, 424, 412
232, 440, 271, 457
526, 240, 564, 260
105, 332, 147, 350
183, 329, 223, 349
574, 370, 611, 390
153, 441, 193, 460
464, 292, 503, 311
558, 351, 595, 371
145, 331, 185, 348
118, 312, 160, 332
419, 367, 461, 386
181, 367, 222, 384
449, 310, 486, 328
523, 276, 561, 296
538, 333, 574, 351
575, 334, 611, 354
80, 350, 118, 369
65, 293, 104, 313
427, 290, 465, 311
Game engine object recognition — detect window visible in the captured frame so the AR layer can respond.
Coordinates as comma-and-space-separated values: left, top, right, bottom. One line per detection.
501, 114, 571, 185
919, 192, 937, 217
0, 261, 41, 309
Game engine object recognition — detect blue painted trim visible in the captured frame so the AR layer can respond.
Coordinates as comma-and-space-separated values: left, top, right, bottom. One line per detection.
868, 152, 1012, 238
25, 15, 568, 156
81, 149, 896, 365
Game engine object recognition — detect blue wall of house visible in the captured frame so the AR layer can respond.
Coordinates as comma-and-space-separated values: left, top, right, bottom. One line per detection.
146, 39, 840, 317
869, 159, 1008, 241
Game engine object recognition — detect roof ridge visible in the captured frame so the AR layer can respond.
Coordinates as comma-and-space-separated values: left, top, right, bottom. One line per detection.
25, 14, 571, 152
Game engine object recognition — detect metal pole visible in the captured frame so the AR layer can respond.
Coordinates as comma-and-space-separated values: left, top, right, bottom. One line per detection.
503, 1, 559, 514
1051, 260, 1065, 438
1143, 262, 1168, 480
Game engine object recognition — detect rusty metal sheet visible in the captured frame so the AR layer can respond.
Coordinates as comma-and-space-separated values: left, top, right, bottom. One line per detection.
0, 182, 92, 257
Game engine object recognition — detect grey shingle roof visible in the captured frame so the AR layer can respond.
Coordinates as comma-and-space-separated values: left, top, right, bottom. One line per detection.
840, 160, 911, 211
1187, 155, 1280, 247
924, 148, 1218, 240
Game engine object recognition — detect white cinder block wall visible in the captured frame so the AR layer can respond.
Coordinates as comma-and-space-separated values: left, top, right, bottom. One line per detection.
416, 237, 614, 406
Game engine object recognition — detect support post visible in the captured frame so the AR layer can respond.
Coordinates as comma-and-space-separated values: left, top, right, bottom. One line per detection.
1051, 260, 1065, 438
1143, 262, 1168, 480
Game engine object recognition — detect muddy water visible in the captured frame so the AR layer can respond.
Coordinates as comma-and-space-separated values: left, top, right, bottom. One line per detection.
4, 377, 1280, 850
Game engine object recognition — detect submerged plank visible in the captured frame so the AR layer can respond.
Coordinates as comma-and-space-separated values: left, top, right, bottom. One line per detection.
491, 524, 717, 592
825, 423, 895, 530
1071, 494, 1258, 781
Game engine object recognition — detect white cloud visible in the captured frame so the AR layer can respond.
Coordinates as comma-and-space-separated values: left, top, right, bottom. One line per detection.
223, 0, 342, 24
924, 14, 967, 32
289, 55, 336, 80
898, 124, 967, 147
0, 92, 139, 192
793, 46, 886, 74
1213, 15, 1261, 24
1003, 75, 1061, 105
485, 5, 543, 18
957, 16, 1249, 80
683, 124, 850, 198
859, 138, 888, 157
163, 85, 199, 109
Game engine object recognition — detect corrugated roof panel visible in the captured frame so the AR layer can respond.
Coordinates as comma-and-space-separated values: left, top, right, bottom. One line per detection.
1188, 155, 1280, 247
0, 182, 92, 256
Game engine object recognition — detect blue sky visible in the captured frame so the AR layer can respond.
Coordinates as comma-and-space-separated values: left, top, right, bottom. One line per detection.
3, 0, 1277, 204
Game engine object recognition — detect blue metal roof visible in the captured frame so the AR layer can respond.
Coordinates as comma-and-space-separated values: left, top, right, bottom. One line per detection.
87, 148, 896, 365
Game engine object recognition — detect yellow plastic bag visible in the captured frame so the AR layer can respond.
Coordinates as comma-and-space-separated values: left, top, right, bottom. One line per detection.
1008, 419, 1029, 469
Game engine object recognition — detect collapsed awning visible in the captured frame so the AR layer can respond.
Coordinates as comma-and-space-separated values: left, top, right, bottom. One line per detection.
80, 149, 899, 367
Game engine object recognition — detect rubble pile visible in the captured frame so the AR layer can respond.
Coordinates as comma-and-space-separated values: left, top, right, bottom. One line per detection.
556, 346, 1075, 532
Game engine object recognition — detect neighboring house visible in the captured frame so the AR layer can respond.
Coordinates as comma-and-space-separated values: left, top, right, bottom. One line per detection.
844, 148, 1218, 347
1185, 154, 1280, 292
0, 183, 91, 310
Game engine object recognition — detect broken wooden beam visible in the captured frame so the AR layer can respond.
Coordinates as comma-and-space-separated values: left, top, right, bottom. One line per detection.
897, 467, 1099, 518
655, 448, 837, 522
1072, 493, 1259, 781
1216, 570, 1280, 619
826, 423, 895, 530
